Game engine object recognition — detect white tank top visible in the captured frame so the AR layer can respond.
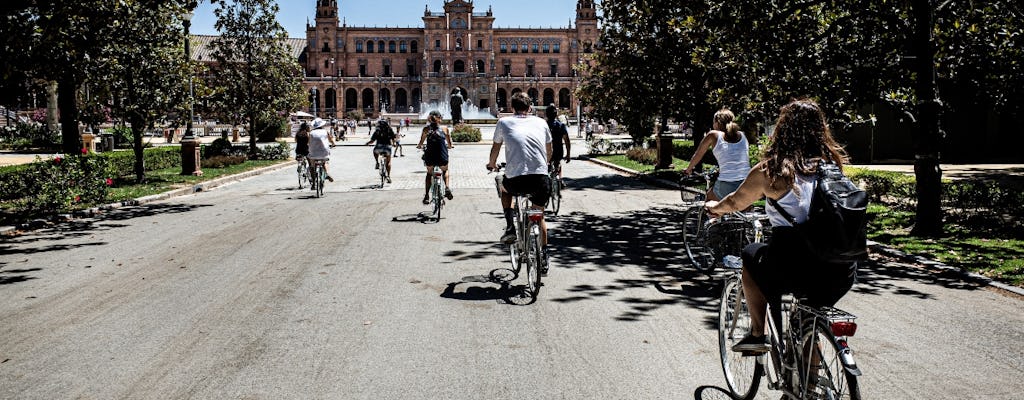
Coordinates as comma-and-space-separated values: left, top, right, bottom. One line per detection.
767, 173, 815, 227
712, 131, 750, 182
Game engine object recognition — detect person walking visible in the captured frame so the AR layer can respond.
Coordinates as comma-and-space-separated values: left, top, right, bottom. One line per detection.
416, 110, 454, 204
486, 92, 553, 272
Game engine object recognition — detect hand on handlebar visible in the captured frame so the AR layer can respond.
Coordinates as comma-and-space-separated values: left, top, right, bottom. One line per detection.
705, 200, 723, 218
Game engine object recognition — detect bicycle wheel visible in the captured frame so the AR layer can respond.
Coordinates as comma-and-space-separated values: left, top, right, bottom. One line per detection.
432, 181, 443, 220
549, 176, 561, 215
719, 276, 763, 400
316, 166, 325, 198
297, 160, 306, 189
682, 207, 713, 272
798, 322, 861, 400
380, 167, 386, 188
525, 222, 542, 299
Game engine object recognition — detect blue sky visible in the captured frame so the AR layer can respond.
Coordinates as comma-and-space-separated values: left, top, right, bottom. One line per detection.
191, 0, 584, 38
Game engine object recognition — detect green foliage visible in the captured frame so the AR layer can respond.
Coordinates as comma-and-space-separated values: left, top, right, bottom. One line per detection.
208, 0, 306, 155
12, 154, 115, 214
251, 141, 291, 161
255, 113, 289, 142
203, 138, 245, 159
200, 155, 247, 169
450, 125, 482, 142
625, 147, 658, 165
102, 147, 181, 178
346, 109, 365, 122
671, 140, 696, 163
0, 122, 60, 150
110, 125, 133, 148
845, 168, 916, 204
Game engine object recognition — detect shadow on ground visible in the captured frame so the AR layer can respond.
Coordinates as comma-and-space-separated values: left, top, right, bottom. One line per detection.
0, 203, 208, 285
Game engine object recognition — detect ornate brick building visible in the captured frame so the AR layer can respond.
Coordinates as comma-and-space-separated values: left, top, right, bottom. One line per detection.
302, 0, 598, 119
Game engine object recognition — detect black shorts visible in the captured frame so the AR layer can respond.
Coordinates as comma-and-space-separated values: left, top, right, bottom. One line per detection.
742, 227, 857, 308
501, 174, 552, 207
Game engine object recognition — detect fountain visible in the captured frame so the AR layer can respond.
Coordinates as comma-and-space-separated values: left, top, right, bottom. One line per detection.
417, 101, 496, 122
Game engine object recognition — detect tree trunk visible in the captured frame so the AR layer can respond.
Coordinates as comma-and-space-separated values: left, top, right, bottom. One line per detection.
910, 0, 944, 236
248, 112, 257, 157
57, 75, 80, 155
691, 102, 715, 171
655, 115, 673, 170
130, 115, 147, 183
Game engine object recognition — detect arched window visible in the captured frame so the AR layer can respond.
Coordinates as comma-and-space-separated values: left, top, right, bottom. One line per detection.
378, 41, 385, 53
366, 40, 374, 53
411, 40, 418, 53
356, 41, 364, 53
361, 88, 375, 112
400, 41, 407, 53
433, 60, 442, 73
500, 43, 508, 53
345, 88, 358, 111
543, 88, 555, 106
454, 60, 465, 73
476, 60, 485, 74
558, 88, 571, 109
389, 41, 396, 53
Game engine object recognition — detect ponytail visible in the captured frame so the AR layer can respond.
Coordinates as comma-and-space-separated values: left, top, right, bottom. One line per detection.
726, 122, 741, 139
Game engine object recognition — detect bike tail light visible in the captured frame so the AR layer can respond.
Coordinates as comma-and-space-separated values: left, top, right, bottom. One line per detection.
526, 210, 544, 222
831, 321, 857, 337
434, 170, 444, 176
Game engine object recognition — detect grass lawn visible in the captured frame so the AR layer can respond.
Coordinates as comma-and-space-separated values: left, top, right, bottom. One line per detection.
1, 160, 287, 226
107, 160, 283, 201
595, 154, 1024, 287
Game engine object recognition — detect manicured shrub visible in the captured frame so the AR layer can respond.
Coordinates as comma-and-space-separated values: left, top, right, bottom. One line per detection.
251, 141, 291, 160
18, 154, 115, 214
450, 124, 482, 142
625, 147, 658, 165
255, 114, 289, 142
201, 155, 247, 169
102, 147, 181, 177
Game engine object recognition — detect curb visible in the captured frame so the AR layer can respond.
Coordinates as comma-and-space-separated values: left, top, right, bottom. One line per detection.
582, 154, 1024, 296
1, 161, 293, 237
579, 155, 681, 190
868, 240, 1024, 297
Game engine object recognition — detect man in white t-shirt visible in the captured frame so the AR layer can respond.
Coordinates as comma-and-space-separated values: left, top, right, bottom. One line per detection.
487, 93, 553, 272
308, 118, 336, 182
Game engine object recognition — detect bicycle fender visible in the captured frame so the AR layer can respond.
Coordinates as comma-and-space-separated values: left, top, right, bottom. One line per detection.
838, 340, 862, 376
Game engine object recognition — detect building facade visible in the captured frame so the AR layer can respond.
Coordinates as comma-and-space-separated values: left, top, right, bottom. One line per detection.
302, 0, 598, 118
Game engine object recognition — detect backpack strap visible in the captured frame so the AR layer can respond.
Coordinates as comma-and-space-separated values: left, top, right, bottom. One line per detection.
767, 166, 823, 226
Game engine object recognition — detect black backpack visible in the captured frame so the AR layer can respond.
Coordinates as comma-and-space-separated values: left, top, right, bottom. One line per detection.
769, 162, 869, 263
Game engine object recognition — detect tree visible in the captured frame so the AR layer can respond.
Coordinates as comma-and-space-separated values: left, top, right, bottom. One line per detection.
84, 0, 193, 182
207, 0, 305, 157
577, 0, 714, 168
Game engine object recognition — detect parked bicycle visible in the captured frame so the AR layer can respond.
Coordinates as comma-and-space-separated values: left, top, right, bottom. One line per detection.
719, 266, 862, 399
309, 158, 328, 198
679, 169, 770, 273
547, 161, 564, 216
490, 163, 544, 302
296, 155, 310, 189
427, 166, 447, 220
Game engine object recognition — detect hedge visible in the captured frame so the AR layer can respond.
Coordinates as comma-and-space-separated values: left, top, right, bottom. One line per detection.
450, 125, 482, 142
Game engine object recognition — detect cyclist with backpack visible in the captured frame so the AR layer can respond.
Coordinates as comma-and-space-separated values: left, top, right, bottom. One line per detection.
705, 99, 862, 354
416, 110, 454, 204
366, 119, 397, 183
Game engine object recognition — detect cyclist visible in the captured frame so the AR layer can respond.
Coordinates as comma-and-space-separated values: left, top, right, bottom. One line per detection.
366, 119, 397, 183
294, 121, 310, 160
544, 104, 571, 181
487, 92, 553, 271
705, 99, 856, 354
416, 110, 454, 204
308, 118, 336, 182
684, 108, 751, 200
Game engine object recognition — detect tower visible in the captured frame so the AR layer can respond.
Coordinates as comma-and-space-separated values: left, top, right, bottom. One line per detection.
576, 0, 598, 53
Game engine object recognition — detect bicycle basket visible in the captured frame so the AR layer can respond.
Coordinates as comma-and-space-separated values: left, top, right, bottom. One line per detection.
706, 218, 754, 257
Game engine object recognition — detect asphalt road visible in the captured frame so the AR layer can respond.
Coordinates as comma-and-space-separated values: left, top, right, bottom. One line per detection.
1, 143, 1021, 399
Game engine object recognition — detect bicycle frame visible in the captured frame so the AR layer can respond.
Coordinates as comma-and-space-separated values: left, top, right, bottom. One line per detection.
430, 166, 446, 218
492, 166, 544, 300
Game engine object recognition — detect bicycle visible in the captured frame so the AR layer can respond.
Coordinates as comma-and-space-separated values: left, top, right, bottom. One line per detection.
547, 161, 564, 216
428, 166, 446, 220
719, 267, 862, 400
376, 152, 391, 189
296, 155, 310, 189
309, 158, 327, 198
679, 169, 770, 273
490, 163, 544, 301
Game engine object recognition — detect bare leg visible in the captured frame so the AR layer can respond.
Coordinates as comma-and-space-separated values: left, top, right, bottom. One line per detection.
442, 165, 451, 190
742, 266, 767, 336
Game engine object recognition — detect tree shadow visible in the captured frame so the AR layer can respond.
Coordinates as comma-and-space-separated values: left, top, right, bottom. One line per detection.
561, 174, 678, 194
0, 267, 42, 286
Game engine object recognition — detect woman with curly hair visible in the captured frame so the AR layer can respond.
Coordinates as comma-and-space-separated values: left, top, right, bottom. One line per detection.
705, 99, 857, 354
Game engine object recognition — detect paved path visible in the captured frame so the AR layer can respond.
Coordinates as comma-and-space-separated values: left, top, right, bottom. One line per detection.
1, 144, 1022, 399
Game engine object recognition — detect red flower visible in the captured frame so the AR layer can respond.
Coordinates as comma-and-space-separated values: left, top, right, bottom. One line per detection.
54, 156, 62, 164
74, 195, 81, 202
105, 178, 114, 186
81, 147, 88, 155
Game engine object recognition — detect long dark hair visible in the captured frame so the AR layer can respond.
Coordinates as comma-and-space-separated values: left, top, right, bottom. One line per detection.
762, 99, 848, 185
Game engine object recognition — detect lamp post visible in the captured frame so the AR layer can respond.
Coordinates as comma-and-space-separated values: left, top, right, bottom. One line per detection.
180, 4, 202, 176
329, 57, 336, 119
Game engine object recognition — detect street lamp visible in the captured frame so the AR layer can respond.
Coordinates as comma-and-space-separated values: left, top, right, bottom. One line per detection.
329, 57, 336, 118
180, 3, 201, 176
